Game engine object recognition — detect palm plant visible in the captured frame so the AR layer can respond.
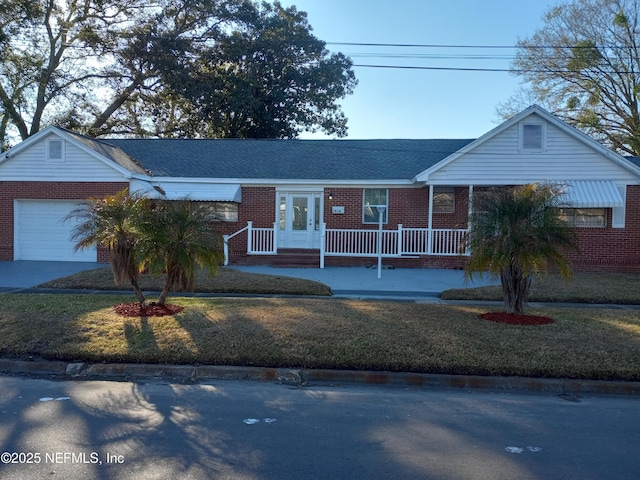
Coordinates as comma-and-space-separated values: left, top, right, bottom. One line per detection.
66, 189, 149, 306
464, 183, 578, 314
138, 199, 225, 305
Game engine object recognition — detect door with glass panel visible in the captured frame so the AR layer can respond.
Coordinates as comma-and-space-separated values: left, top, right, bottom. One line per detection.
278, 192, 322, 249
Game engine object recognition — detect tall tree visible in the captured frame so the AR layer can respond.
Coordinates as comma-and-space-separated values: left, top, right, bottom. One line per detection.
499, 0, 640, 155
464, 184, 578, 314
159, 2, 357, 138
0, 1, 356, 147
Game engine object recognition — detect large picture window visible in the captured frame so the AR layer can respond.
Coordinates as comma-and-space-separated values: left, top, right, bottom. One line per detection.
363, 188, 388, 223
558, 208, 606, 227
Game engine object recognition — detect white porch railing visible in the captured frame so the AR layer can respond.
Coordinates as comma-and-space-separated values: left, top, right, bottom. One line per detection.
224, 221, 469, 266
223, 221, 277, 265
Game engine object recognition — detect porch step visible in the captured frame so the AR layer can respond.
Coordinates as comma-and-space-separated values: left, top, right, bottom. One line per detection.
272, 249, 320, 268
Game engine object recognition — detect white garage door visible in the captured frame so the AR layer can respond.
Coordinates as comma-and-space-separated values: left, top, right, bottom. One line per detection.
14, 200, 97, 261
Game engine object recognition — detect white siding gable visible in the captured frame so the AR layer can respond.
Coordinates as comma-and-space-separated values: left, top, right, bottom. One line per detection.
424, 112, 640, 186
0, 133, 129, 182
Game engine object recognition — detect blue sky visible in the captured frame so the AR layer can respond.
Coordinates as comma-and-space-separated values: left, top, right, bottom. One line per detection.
278, 0, 564, 139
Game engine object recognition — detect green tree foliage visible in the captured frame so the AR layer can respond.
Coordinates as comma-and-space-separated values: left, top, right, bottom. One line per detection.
67, 190, 225, 306
464, 184, 578, 314
159, 2, 357, 138
137, 199, 225, 305
0, 1, 356, 147
498, 0, 640, 155
67, 189, 149, 306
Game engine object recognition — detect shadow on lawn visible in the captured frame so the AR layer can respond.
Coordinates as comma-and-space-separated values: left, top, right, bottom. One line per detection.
124, 317, 158, 353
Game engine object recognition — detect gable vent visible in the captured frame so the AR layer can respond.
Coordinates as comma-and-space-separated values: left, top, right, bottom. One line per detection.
47, 139, 63, 161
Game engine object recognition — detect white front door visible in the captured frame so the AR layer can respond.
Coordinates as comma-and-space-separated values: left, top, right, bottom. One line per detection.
278, 192, 322, 249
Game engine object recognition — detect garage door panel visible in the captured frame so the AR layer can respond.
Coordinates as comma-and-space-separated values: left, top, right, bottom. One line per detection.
15, 200, 97, 261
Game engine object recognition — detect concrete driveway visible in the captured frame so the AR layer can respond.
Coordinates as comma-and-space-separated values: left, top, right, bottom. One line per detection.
0, 260, 102, 289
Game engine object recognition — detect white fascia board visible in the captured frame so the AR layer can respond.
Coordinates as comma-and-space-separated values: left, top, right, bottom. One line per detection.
240, 178, 415, 186
0, 126, 134, 178
132, 175, 416, 187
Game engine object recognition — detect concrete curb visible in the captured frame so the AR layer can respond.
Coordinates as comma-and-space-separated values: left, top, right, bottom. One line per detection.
1, 358, 638, 397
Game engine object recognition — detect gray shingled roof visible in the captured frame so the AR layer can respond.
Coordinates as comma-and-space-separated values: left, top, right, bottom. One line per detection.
98, 138, 475, 180
61, 128, 147, 175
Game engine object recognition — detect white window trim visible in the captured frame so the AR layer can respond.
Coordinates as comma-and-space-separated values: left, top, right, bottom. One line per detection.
519, 121, 546, 153
46, 138, 65, 162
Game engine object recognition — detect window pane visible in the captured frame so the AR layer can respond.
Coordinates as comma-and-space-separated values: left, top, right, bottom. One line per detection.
433, 187, 455, 213
363, 188, 388, 223
292, 196, 308, 231
202, 202, 238, 222
557, 207, 605, 227
279, 196, 286, 230
522, 124, 543, 150
314, 196, 320, 231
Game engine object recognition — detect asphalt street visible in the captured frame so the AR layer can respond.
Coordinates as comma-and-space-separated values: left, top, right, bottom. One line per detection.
0, 376, 638, 480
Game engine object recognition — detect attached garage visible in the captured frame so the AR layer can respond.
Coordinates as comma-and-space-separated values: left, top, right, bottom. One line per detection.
13, 200, 97, 261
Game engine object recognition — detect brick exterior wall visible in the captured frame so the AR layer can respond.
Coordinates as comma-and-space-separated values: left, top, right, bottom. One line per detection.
224, 185, 640, 272
4, 181, 639, 272
564, 185, 640, 272
0, 181, 129, 262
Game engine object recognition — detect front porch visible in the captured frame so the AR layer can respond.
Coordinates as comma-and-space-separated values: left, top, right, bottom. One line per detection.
223, 221, 470, 268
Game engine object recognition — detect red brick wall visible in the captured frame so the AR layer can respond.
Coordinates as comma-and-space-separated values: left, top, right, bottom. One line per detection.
228, 185, 640, 272
0, 181, 129, 262
220, 187, 275, 261
564, 185, 640, 272
8, 181, 636, 272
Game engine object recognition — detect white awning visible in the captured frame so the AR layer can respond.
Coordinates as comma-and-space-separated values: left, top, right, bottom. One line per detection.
130, 179, 242, 202
559, 180, 624, 208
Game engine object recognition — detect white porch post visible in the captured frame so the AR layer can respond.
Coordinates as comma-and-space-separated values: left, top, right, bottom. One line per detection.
272, 221, 278, 253
247, 221, 253, 254
427, 185, 434, 255
320, 222, 326, 269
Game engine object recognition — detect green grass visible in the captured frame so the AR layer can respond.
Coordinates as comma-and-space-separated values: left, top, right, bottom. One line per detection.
37, 266, 331, 296
8, 268, 640, 381
441, 272, 640, 304
0, 293, 639, 381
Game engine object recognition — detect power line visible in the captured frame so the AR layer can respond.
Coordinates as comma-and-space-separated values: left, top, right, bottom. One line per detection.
328, 42, 519, 49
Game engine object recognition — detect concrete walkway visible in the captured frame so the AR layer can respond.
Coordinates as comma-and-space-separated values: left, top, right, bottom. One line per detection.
0, 260, 499, 296
233, 265, 499, 298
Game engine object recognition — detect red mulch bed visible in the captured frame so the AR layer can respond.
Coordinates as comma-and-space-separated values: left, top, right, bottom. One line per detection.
478, 311, 555, 325
114, 302, 184, 317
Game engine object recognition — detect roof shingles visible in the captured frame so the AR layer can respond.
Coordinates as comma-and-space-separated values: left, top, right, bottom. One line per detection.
101, 138, 476, 180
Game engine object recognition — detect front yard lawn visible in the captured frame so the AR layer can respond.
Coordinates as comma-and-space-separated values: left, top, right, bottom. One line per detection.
0, 293, 638, 381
